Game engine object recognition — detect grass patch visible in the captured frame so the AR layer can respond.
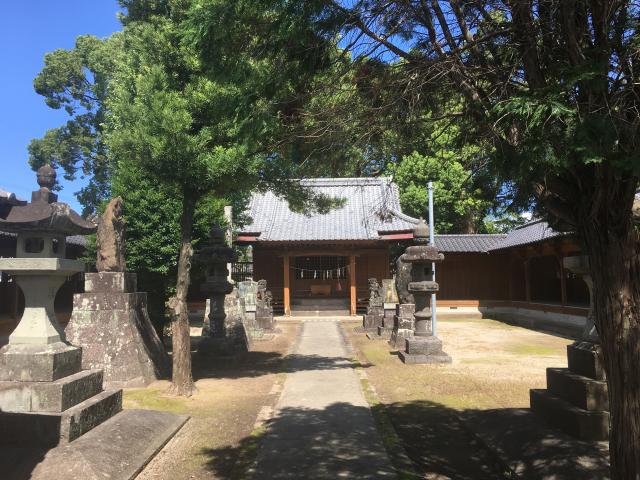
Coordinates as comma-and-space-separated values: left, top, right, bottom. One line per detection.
124, 388, 192, 414
507, 344, 561, 356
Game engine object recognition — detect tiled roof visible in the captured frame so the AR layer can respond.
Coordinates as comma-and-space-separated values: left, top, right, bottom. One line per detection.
241, 177, 419, 242
435, 234, 506, 253
489, 220, 568, 250
0, 188, 25, 206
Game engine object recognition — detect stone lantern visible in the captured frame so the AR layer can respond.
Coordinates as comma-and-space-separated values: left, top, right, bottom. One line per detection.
398, 219, 451, 364
195, 225, 236, 350
0, 166, 122, 445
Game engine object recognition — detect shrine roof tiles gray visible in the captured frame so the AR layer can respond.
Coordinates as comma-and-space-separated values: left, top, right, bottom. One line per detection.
434, 234, 506, 253
242, 177, 419, 242
489, 220, 568, 251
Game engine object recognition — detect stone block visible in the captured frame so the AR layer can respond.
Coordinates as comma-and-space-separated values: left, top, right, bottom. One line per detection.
396, 303, 415, 318
0, 389, 122, 447
546, 368, 608, 411
395, 317, 413, 330
72, 292, 144, 312
0, 343, 81, 382
567, 342, 605, 380
0, 369, 103, 413
405, 336, 443, 355
377, 326, 392, 338
84, 272, 137, 293
530, 389, 609, 441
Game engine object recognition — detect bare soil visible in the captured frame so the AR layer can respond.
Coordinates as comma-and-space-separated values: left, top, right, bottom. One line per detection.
343, 317, 571, 479
131, 322, 299, 480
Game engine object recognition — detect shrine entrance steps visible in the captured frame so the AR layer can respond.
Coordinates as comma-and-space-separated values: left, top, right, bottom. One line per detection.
290, 297, 350, 317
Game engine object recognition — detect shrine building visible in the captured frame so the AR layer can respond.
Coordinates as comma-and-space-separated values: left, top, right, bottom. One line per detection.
236, 177, 590, 334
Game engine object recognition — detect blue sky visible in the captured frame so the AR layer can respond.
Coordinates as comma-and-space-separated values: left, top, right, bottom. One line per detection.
0, 1, 122, 211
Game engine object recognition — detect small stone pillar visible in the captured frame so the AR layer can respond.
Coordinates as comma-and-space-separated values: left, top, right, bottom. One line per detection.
389, 303, 415, 348
0, 166, 122, 446
398, 219, 451, 364
379, 278, 399, 337
195, 225, 240, 354
363, 278, 384, 331
239, 280, 259, 322
255, 279, 275, 331
530, 255, 609, 440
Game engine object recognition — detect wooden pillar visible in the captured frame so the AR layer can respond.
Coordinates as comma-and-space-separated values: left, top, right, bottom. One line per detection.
283, 254, 291, 316
558, 254, 567, 306
524, 257, 532, 303
349, 253, 356, 315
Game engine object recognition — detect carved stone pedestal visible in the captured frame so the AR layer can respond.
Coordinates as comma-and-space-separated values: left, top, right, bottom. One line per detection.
363, 306, 383, 331
399, 336, 451, 364
65, 272, 169, 388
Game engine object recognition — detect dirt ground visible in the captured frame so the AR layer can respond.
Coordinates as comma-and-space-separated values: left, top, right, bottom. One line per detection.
131, 322, 300, 480
343, 317, 572, 480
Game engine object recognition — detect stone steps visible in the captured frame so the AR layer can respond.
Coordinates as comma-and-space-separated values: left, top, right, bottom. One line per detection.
530, 389, 609, 441
546, 367, 608, 411
0, 388, 122, 447
0, 369, 104, 413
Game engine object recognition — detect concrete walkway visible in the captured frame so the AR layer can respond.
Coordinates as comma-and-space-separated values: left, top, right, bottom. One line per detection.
251, 320, 397, 479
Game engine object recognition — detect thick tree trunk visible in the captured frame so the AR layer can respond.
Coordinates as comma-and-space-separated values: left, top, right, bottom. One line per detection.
167, 194, 197, 397
580, 179, 640, 479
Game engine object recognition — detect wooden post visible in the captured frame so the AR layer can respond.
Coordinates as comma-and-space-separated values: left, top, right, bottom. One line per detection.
558, 254, 567, 306
524, 257, 532, 303
349, 254, 356, 315
283, 255, 291, 316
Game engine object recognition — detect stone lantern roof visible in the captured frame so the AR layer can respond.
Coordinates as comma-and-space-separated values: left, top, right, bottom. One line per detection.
0, 165, 96, 236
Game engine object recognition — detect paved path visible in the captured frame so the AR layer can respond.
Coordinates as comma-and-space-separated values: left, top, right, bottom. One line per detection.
251, 320, 397, 479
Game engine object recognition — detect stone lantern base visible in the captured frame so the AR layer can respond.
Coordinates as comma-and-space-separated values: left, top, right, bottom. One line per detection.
0, 342, 122, 447
399, 336, 451, 364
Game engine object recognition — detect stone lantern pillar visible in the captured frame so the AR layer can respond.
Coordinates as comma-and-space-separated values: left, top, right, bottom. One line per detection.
398, 219, 451, 364
195, 225, 238, 353
0, 166, 122, 445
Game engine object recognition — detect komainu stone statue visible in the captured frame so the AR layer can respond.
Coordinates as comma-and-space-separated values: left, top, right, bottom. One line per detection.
363, 278, 384, 330
96, 196, 126, 272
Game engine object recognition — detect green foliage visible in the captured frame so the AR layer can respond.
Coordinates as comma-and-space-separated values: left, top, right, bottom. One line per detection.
28, 35, 120, 215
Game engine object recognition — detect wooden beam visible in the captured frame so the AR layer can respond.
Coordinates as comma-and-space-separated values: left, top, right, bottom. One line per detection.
349, 254, 357, 315
283, 255, 291, 316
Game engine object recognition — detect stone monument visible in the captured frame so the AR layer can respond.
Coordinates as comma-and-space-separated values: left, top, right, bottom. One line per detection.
239, 280, 259, 321
0, 165, 122, 445
196, 225, 245, 354
363, 278, 384, 330
530, 255, 609, 440
256, 279, 275, 331
395, 255, 414, 304
65, 196, 169, 388
379, 278, 399, 337
398, 219, 451, 364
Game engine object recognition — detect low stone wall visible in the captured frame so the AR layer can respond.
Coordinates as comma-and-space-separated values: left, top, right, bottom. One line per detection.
435, 304, 586, 338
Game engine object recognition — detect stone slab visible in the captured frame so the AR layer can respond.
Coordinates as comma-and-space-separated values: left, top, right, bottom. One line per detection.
84, 272, 137, 293
546, 368, 608, 411
0, 343, 81, 382
461, 408, 610, 479
530, 389, 609, 441
0, 369, 103, 413
29, 409, 189, 480
398, 351, 452, 364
